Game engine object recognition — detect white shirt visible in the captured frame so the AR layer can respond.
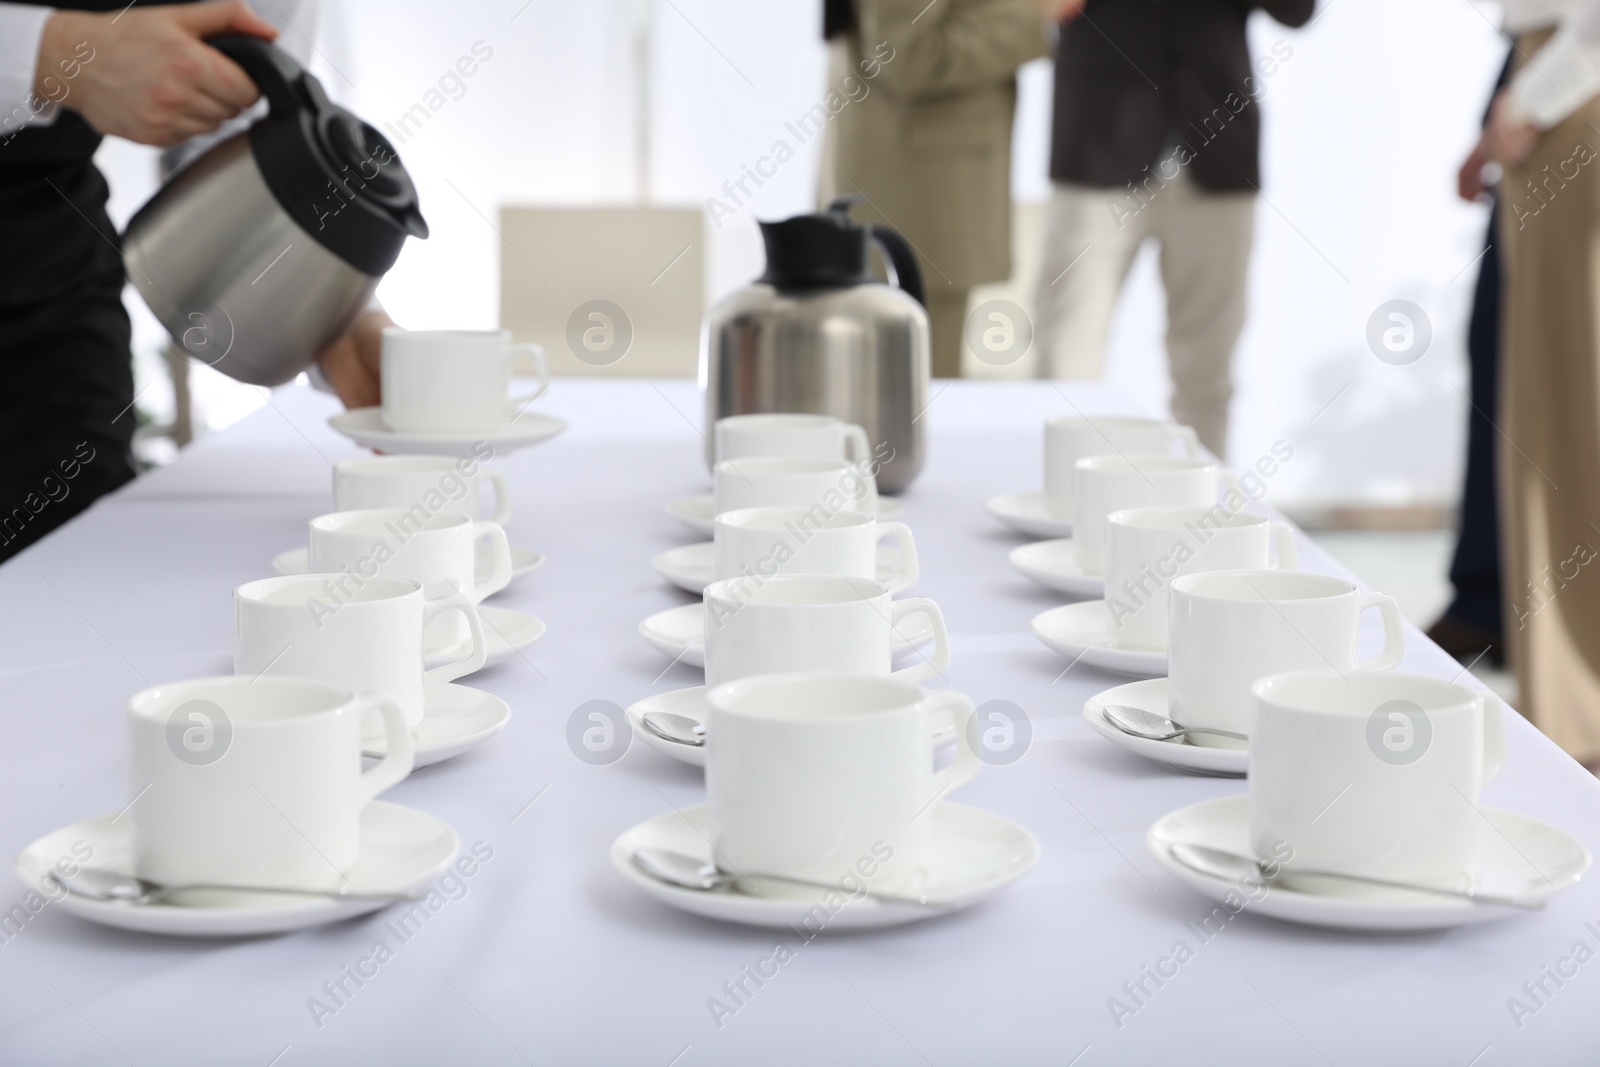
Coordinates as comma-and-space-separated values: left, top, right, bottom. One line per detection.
0, 3, 56, 132
1502, 0, 1600, 127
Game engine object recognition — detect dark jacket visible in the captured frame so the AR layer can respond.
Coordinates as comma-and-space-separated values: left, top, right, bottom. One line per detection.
1049, 0, 1314, 191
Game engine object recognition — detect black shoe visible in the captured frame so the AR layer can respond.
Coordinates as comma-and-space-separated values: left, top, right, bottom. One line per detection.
1425, 615, 1505, 669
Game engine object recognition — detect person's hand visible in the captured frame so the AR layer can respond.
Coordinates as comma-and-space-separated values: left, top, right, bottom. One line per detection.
35, 1, 277, 147
1033, 0, 1088, 22
1486, 90, 1539, 169
1458, 136, 1490, 202
315, 309, 393, 410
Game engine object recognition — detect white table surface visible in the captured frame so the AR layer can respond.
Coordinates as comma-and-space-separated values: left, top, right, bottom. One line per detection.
1, 379, 1597, 1066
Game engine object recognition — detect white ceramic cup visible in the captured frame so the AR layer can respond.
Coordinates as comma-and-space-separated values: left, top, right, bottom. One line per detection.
333, 455, 511, 525
1045, 416, 1200, 517
307, 509, 512, 646
713, 456, 878, 519
1104, 505, 1298, 650
714, 413, 870, 464
380, 328, 549, 434
233, 575, 486, 737
128, 675, 414, 888
1071, 454, 1235, 574
705, 672, 980, 892
1250, 669, 1506, 884
713, 506, 918, 594
702, 575, 950, 689
1167, 570, 1405, 747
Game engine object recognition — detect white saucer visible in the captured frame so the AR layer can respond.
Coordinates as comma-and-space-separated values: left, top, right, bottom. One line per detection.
626, 685, 708, 767
329, 405, 567, 458
15, 802, 458, 938
638, 602, 937, 668
272, 544, 545, 589
424, 606, 546, 670
611, 802, 1038, 930
1031, 600, 1166, 677
1083, 678, 1246, 777
1147, 794, 1590, 932
985, 492, 1071, 539
1008, 537, 1103, 598
651, 541, 908, 596
665, 493, 906, 537
362, 683, 511, 767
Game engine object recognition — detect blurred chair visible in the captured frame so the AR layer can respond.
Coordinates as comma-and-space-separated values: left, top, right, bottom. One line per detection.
498, 206, 704, 377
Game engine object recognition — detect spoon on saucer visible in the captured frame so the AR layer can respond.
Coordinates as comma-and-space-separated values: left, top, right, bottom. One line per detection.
641, 711, 706, 747
1104, 704, 1247, 744
47, 868, 419, 907
1168, 843, 1544, 909
630, 848, 942, 907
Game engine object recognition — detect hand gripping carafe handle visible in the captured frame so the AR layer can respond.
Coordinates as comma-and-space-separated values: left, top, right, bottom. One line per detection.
204, 34, 313, 116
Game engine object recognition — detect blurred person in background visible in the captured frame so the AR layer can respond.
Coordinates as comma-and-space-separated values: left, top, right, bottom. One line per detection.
1426, 53, 1512, 669
1485, 2, 1600, 766
0, 0, 387, 564
821, 0, 1053, 378
1031, 0, 1314, 458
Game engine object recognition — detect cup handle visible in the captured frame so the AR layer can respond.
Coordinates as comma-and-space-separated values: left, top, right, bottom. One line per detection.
421, 592, 487, 689
1268, 521, 1298, 570
890, 596, 950, 683
842, 423, 872, 465
508, 343, 549, 408
1481, 693, 1508, 783
484, 469, 513, 526
1355, 591, 1405, 671
354, 693, 415, 804
925, 690, 981, 796
471, 521, 514, 600
875, 520, 920, 594
1175, 424, 1203, 458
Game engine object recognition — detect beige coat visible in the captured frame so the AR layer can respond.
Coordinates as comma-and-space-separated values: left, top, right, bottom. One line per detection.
821, 0, 1048, 292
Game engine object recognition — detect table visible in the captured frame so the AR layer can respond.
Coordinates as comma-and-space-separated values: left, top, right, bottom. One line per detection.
1, 379, 1596, 1066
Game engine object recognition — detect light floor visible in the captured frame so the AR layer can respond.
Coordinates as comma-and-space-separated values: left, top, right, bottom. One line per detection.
1307, 529, 1519, 707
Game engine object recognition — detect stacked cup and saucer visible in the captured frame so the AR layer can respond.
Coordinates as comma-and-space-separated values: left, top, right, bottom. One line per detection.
1146, 668, 1589, 931
15, 675, 456, 937
613, 672, 1038, 929
988, 415, 1199, 540
328, 327, 566, 456
1029, 450, 1260, 676
664, 414, 904, 538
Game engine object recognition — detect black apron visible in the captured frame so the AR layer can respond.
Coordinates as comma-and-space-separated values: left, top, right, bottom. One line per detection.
0, 1, 192, 561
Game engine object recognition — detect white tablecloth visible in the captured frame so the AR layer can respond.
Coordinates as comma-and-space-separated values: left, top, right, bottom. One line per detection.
1, 379, 1596, 1066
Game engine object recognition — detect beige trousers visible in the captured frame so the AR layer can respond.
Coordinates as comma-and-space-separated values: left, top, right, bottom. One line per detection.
1499, 32, 1600, 763
926, 287, 970, 379
1032, 173, 1255, 457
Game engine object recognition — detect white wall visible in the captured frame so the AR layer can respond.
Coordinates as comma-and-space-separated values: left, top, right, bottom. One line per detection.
100, 0, 1507, 511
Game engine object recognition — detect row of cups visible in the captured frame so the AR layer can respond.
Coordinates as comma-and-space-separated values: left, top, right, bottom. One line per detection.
125, 452, 529, 891
681, 415, 973, 892
1107, 557, 1506, 894
132, 574, 486, 890
1032, 419, 1512, 890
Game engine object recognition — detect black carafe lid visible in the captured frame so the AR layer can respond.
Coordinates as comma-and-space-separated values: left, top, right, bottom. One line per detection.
207, 34, 427, 276
757, 197, 925, 305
